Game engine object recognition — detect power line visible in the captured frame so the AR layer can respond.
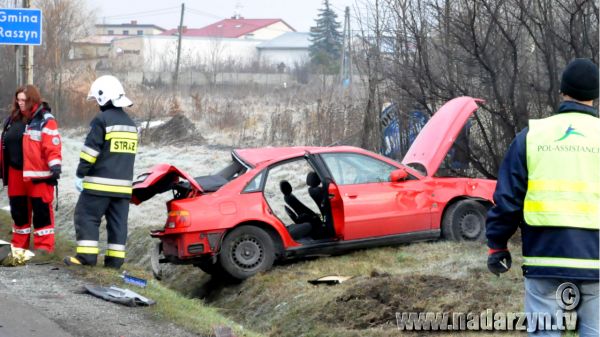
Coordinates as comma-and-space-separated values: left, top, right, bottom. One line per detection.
186, 7, 223, 20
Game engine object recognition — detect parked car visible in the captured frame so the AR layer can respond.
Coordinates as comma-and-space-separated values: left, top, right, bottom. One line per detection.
132, 96, 496, 280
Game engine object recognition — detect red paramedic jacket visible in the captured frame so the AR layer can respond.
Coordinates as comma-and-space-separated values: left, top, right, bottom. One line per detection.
22, 102, 62, 182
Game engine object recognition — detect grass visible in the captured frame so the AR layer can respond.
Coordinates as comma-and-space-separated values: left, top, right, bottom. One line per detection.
1, 209, 582, 337
196, 241, 529, 337
0, 209, 263, 337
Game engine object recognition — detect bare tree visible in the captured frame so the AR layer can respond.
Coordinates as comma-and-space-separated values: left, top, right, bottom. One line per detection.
33, 0, 91, 119
205, 38, 226, 85
355, 0, 598, 177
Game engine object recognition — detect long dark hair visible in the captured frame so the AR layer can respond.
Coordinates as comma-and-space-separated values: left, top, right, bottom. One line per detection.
10, 85, 42, 121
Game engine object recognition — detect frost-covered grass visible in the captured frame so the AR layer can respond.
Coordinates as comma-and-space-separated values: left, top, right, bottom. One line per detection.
0, 126, 233, 264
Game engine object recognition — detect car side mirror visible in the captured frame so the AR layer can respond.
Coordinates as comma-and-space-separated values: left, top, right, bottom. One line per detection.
390, 168, 408, 182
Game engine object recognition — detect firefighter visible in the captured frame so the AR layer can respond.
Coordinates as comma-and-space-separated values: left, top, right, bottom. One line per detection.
64, 75, 137, 269
0, 85, 61, 254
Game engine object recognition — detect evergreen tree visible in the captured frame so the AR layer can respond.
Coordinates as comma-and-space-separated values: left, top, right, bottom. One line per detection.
309, 0, 342, 72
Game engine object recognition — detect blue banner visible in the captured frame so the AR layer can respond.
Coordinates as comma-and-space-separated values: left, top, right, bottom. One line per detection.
0, 8, 42, 45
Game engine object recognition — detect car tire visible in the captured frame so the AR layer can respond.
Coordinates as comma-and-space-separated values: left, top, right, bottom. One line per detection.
150, 241, 163, 280
442, 200, 487, 241
218, 226, 275, 280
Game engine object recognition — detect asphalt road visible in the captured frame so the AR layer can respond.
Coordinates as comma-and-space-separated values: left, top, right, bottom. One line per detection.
0, 263, 201, 337
0, 289, 70, 337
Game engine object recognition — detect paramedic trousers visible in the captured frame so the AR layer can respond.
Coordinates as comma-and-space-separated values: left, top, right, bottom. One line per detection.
7, 166, 55, 252
73, 191, 129, 268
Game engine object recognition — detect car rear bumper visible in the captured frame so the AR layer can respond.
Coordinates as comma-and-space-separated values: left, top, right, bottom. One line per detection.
150, 229, 225, 261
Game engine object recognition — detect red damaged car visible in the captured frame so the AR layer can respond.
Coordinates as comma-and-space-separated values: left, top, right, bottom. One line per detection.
132, 96, 496, 280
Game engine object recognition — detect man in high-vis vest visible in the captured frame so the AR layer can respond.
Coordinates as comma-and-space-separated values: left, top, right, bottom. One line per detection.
486, 58, 599, 337
64, 75, 137, 269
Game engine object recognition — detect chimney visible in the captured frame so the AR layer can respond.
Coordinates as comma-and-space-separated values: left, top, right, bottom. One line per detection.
131, 20, 137, 25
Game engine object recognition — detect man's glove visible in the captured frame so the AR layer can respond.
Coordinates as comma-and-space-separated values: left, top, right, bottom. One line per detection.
487, 249, 512, 276
75, 177, 84, 192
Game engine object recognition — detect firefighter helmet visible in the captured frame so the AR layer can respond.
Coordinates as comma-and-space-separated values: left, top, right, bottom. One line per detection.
87, 75, 133, 107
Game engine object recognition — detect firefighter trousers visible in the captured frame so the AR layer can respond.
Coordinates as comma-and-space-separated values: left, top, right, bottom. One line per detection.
73, 192, 129, 268
7, 166, 55, 252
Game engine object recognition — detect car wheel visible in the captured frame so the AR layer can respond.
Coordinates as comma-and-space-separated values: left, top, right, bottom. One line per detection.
442, 200, 487, 241
150, 241, 163, 280
218, 226, 275, 280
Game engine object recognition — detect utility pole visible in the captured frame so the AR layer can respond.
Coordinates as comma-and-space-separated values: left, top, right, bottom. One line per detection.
23, 0, 33, 84
173, 2, 185, 87
340, 6, 352, 138
340, 6, 352, 91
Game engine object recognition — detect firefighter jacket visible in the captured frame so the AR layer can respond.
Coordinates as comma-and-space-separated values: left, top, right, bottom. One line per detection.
486, 101, 599, 280
77, 107, 138, 198
0, 103, 62, 185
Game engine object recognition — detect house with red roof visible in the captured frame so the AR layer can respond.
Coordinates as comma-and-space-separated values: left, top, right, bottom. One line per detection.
99, 16, 308, 74
161, 17, 295, 40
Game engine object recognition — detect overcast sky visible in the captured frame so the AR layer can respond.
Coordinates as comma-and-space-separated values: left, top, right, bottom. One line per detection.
84, 0, 356, 32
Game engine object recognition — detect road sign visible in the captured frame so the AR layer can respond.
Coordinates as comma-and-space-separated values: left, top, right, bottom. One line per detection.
0, 8, 42, 45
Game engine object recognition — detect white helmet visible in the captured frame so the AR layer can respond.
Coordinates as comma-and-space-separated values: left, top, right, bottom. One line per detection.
87, 75, 133, 107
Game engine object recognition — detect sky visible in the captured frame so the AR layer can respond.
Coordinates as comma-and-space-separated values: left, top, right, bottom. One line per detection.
84, 0, 356, 33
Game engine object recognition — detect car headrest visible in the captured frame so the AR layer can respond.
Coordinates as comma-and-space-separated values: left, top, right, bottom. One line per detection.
280, 180, 292, 195
306, 172, 321, 187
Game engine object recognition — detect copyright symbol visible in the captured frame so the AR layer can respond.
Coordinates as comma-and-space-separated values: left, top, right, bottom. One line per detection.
556, 282, 580, 310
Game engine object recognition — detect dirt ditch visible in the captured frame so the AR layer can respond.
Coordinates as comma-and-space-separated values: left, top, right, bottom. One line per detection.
321, 272, 507, 330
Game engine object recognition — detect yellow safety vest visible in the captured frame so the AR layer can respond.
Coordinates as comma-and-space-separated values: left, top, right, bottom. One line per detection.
524, 112, 600, 230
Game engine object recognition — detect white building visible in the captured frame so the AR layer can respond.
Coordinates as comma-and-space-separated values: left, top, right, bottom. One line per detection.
257, 32, 310, 68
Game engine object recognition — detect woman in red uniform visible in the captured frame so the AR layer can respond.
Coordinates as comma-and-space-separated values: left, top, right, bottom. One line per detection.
0, 85, 62, 253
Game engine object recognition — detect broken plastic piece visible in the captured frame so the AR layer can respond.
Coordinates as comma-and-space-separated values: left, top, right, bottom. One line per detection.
308, 275, 353, 285
84, 285, 156, 306
121, 272, 148, 288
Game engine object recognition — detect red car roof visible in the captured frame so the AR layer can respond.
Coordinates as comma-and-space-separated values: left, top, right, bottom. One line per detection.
162, 18, 294, 38
233, 146, 370, 167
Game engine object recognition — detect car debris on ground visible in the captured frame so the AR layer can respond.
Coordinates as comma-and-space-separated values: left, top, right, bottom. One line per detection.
84, 285, 156, 307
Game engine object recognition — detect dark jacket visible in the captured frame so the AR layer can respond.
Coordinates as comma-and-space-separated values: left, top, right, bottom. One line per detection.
77, 106, 138, 198
486, 101, 599, 280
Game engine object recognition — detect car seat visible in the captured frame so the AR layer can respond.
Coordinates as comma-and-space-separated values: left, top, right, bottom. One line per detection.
279, 180, 314, 240
307, 172, 325, 212
306, 172, 334, 238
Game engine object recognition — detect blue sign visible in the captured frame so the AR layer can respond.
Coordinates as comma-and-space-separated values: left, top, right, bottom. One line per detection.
0, 8, 42, 45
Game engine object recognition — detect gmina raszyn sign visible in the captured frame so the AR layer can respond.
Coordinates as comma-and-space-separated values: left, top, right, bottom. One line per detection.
0, 8, 42, 45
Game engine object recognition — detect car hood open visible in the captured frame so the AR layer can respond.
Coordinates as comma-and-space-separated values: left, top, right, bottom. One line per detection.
131, 163, 203, 205
401, 96, 482, 177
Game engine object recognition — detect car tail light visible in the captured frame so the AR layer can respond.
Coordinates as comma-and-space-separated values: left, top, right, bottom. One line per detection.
166, 210, 190, 228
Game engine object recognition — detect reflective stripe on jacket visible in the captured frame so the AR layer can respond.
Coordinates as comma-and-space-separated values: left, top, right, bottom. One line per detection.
22, 103, 62, 181
76, 107, 137, 198
525, 113, 600, 230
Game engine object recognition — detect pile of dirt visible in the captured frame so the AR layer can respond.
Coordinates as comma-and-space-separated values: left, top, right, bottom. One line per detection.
149, 114, 205, 145
321, 273, 505, 329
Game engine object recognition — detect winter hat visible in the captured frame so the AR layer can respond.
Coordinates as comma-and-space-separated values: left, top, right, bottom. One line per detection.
560, 58, 599, 101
